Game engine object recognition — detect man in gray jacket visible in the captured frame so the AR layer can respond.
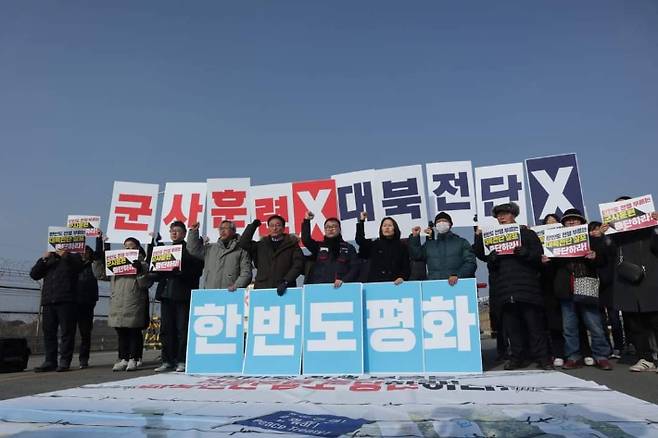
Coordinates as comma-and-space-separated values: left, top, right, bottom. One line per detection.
187, 220, 252, 290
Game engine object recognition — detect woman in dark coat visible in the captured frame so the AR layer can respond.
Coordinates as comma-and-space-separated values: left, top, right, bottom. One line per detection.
355, 212, 410, 284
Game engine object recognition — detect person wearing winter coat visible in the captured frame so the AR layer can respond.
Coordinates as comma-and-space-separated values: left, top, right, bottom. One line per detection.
301, 211, 360, 286
152, 221, 204, 373
600, 195, 658, 372
545, 209, 612, 371
75, 245, 99, 369
29, 249, 84, 372
408, 212, 476, 283
239, 215, 304, 295
356, 212, 410, 284
473, 202, 552, 370
93, 234, 153, 372
187, 220, 252, 290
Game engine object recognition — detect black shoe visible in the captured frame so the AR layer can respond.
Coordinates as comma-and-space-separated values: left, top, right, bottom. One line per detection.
504, 359, 524, 370
34, 363, 57, 373
56, 364, 71, 372
79, 361, 89, 369
538, 360, 554, 371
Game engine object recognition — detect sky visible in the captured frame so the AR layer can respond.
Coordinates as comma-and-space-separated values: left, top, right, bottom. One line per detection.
1, 0, 657, 263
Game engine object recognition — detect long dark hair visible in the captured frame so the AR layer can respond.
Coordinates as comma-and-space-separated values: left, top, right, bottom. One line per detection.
378, 217, 401, 240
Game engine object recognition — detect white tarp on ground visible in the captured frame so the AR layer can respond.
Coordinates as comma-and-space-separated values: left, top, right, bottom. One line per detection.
1, 371, 658, 437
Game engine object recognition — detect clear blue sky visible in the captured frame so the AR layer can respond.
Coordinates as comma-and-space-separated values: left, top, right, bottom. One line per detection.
1, 1, 657, 262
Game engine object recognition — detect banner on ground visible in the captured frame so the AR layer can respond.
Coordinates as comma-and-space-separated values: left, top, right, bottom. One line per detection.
481, 223, 521, 255
66, 215, 101, 237
599, 194, 658, 234
150, 244, 182, 272
104, 249, 139, 276
525, 153, 585, 226
106, 181, 159, 244
543, 224, 589, 258
47, 227, 86, 253
425, 161, 476, 227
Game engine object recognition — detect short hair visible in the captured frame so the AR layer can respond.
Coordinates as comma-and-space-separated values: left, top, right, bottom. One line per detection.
220, 220, 236, 231
169, 220, 187, 232
267, 215, 286, 226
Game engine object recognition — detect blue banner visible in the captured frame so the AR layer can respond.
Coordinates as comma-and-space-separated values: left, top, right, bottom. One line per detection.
363, 281, 424, 374
243, 288, 303, 375
186, 289, 245, 374
302, 283, 364, 375
421, 279, 482, 373
525, 153, 585, 225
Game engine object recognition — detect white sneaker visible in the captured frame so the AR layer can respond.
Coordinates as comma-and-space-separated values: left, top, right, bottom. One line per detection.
553, 357, 564, 367
154, 363, 174, 373
584, 357, 595, 366
175, 362, 186, 372
609, 349, 621, 359
126, 358, 138, 371
112, 359, 128, 372
629, 359, 656, 372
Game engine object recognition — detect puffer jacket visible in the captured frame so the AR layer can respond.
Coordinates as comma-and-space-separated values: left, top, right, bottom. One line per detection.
301, 219, 360, 284
152, 241, 204, 301
30, 253, 83, 305
408, 231, 476, 280
187, 228, 252, 289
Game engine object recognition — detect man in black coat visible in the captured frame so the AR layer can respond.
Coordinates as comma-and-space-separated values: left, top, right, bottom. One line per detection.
30, 249, 84, 372
474, 202, 552, 370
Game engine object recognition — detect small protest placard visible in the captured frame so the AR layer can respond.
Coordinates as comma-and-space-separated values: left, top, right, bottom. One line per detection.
482, 223, 521, 255
599, 194, 658, 234
105, 249, 139, 276
150, 244, 183, 272
47, 227, 86, 253
67, 215, 101, 237
543, 225, 590, 258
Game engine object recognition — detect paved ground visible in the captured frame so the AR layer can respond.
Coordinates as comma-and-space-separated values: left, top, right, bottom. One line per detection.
1, 340, 657, 404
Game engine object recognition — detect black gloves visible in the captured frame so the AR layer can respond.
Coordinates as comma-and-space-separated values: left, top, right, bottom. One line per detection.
513, 245, 529, 257
276, 280, 288, 296
131, 260, 143, 274
252, 219, 262, 228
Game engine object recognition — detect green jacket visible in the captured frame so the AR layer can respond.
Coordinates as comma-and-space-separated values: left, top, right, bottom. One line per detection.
408, 232, 476, 280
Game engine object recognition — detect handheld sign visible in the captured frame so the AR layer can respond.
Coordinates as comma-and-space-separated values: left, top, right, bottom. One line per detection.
599, 195, 658, 234
47, 227, 86, 254
150, 244, 183, 272
481, 223, 521, 255
543, 225, 589, 258
67, 215, 101, 237
105, 249, 139, 276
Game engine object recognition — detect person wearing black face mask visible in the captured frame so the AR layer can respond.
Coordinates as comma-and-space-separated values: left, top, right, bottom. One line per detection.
301, 212, 360, 287
409, 212, 476, 284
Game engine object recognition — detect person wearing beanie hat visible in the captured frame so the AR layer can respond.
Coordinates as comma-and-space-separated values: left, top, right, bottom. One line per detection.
545, 210, 613, 370
473, 201, 553, 370
301, 211, 360, 286
600, 196, 658, 372
409, 211, 476, 284
239, 214, 304, 296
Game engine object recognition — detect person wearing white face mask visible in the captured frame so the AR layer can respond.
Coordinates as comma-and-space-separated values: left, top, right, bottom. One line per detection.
409, 212, 476, 284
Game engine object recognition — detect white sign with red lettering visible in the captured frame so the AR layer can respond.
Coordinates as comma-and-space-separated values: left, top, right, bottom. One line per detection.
599, 194, 658, 235
159, 182, 207, 242
481, 223, 522, 256
107, 181, 160, 244
292, 179, 338, 242
105, 249, 139, 277
543, 224, 590, 258
206, 178, 251, 242
248, 183, 294, 239
67, 215, 101, 237
47, 227, 86, 253
150, 244, 183, 272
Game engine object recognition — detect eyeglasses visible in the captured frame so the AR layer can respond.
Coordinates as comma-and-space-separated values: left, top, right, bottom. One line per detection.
324, 224, 339, 230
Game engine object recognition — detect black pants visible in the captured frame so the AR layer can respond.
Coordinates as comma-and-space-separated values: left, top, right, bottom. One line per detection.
76, 302, 95, 362
502, 301, 549, 362
42, 302, 77, 366
602, 307, 626, 351
115, 328, 143, 360
624, 311, 658, 361
160, 298, 190, 365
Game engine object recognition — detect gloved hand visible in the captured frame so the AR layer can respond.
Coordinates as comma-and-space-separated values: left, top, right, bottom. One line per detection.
131, 260, 143, 274
252, 219, 262, 228
276, 280, 288, 296
487, 250, 499, 265
513, 245, 529, 257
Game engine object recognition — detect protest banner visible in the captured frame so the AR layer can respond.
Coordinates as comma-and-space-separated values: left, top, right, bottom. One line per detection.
599, 194, 658, 234
331, 169, 378, 240
159, 182, 207, 241
205, 178, 251, 241
292, 179, 338, 243
425, 161, 476, 227
104, 249, 139, 276
248, 183, 294, 239
186, 289, 245, 375
372, 165, 429, 234
481, 223, 521, 255
363, 281, 424, 374
47, 226, 86, 253
525, 153, 585, 225
107, 181, 159, 244
475, 163, 528, 226
243, 288, 303, 376
543, 225, 590, 258
66, 215, 101, 237
150, 244, 183, 272
421, 279, 481, 373
302, 283, 364, 375
531, 223, 562, 256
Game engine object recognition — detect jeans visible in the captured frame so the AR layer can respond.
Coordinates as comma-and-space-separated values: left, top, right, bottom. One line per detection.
561, 300, 611, 361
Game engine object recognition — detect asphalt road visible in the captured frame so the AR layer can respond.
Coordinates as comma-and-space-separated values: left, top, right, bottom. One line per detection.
1, 340, 657, 404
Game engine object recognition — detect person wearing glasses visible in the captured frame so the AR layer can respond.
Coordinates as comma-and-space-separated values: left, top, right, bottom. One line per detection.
301, 211, 360, 287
